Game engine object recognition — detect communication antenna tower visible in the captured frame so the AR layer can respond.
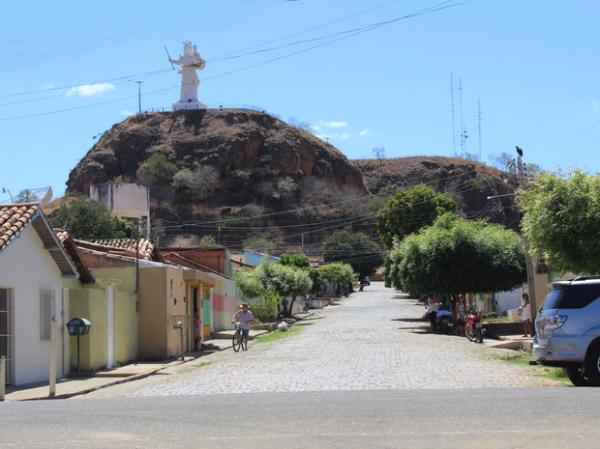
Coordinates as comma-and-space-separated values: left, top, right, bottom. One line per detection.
477, 98, 483, 162
450, 72, 457, 157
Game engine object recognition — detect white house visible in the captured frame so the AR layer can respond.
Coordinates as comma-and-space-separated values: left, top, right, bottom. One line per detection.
0, 204, 78, 386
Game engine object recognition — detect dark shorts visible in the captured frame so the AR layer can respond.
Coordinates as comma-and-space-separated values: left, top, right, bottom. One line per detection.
240, 328, 249, 339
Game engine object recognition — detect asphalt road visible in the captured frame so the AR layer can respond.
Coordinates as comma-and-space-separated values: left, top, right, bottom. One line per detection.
1, 388, 599, 449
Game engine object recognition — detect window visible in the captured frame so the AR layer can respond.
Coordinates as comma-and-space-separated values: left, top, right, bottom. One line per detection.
542, 284, 600, 310
40, 290, 55, 341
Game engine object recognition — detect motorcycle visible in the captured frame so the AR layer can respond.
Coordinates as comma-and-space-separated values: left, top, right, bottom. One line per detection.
465, 309, 484, 343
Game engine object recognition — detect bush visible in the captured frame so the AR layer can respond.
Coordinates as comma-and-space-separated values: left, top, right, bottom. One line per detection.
136, 153, 178, 187
250, 292, 280, 322
172, 166, 218, 200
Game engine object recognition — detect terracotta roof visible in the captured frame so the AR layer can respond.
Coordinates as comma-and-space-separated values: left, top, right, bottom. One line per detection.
53, 229, 95, 284
0, 203, 39, 251
75, 238, 157, 261
0, 204, 78, 277
162, 251, 229, 279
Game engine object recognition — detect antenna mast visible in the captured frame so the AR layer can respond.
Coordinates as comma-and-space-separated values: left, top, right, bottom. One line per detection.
450, 72, 457, 157
477, 98, 482, 162
459, 77, 466, 157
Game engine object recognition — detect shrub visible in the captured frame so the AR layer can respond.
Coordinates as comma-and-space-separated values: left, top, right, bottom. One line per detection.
250, 291, 280, 322
136, 153, 178, 187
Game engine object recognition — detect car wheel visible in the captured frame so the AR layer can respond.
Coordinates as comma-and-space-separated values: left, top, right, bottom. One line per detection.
584, 341, 600, 386
566, 366, 591, 386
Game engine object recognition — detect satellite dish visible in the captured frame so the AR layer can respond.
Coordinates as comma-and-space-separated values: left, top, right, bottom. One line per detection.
39, 186, 53, 205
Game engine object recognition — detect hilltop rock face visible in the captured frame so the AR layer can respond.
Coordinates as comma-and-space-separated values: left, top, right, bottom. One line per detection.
67, 109, 366, 222
352, 156, 520, 229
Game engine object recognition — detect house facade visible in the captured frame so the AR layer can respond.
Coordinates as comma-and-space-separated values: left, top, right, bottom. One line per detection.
0, 205, 78, 386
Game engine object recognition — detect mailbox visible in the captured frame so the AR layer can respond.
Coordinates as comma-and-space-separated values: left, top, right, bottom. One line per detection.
66, 317, 91, 336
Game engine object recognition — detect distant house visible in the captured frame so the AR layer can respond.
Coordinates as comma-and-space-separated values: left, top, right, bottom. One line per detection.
57, 232, 139, 373
242, 250, 280, 267
0, 204, 78, 386
161, 246, 239, 336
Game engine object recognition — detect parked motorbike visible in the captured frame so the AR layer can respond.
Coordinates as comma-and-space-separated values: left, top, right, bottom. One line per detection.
465, 309, 484, 343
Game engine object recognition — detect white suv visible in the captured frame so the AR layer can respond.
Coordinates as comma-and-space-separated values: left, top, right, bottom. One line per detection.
533, 278, 600, 386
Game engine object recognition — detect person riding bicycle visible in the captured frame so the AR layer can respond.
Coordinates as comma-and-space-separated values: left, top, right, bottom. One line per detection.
232, 302, 255, 341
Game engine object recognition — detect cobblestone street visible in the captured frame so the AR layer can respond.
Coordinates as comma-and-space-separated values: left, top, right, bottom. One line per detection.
87, 283, 559, 398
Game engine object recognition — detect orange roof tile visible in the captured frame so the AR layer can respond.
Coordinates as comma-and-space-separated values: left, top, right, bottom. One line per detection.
75, 238, 156, 261
0, 204, 40, 252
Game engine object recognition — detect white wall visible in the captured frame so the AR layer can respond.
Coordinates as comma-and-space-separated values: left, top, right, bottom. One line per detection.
495, 289, 523, 313
0, 227, 64, 385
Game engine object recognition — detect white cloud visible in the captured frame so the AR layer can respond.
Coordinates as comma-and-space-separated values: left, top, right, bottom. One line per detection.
41, 82, 55, 89
358, 129, 371, 137
593, 101, 600, 111
119, 109, 134, 116
66, 83, 116, 97
319, 120, 349, 129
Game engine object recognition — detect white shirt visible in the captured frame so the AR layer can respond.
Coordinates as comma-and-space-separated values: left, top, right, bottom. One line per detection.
234, 309, 255, 330
520, 300, 531, 321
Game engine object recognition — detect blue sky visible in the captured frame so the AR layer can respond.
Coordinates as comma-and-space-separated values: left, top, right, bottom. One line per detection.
1, 0, 600, 199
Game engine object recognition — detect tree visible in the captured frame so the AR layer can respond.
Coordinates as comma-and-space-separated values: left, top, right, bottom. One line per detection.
519, 170, 600, 274
172, 166, 218, 200
376, 184, 456, 248
243, 235, 275, 254
234, 262, 312, 317
199, 235, 216, 246
318, 263, 357, 296
387, 213, 526, 297
279, 251, 310, 269
136, 153, 178, 188
14, 189, 40, 203
49, 196, 132, 239
321, 230, 383, 278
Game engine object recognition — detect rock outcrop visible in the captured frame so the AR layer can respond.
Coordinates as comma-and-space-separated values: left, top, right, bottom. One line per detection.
352, 156, 520, 229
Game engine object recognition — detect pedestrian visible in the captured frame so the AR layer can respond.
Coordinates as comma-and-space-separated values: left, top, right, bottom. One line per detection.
519, 292, 532, 337
454, 294, 466, 335
427, 295, 439, 332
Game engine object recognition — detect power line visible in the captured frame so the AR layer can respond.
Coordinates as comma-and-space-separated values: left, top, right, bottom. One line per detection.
0, 0, 470, 122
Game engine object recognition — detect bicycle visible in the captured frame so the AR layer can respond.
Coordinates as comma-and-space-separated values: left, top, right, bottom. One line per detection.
232, 323, 248, 352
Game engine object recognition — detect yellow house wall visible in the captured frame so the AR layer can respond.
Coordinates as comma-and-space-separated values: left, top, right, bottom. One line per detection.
67, 266, 138, 371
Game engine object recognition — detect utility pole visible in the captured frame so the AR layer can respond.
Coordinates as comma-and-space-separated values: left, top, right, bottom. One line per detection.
450, 72, 457, 157
136, 81, 143, 114
516, 146, 538, 324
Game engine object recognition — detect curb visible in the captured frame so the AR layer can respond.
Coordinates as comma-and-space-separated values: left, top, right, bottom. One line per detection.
17, 358, 194, 401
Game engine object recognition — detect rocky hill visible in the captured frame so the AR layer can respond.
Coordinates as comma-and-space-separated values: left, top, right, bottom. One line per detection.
352, 156, 519, 229
66, 109, 368, 246
65, 110, 519, 247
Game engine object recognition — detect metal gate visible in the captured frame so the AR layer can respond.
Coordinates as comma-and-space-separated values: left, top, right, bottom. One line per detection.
0, 289, 13, 385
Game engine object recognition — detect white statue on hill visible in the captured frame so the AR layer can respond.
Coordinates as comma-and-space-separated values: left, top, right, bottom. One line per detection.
169, 41, 206, 110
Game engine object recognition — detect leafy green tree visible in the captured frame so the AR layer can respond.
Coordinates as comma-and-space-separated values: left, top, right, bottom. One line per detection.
279, 251, 310, 269
519, 170, 600, 274
376, 184, 456, 248
318, 263, 357, 296
136, 153, 178, 188
321, 230, 383, 278
172, 166, 219, 200
387, 213, 526, 297
234, 262, 312, 316
309, 268, 326, 296
49, 196, 132, 239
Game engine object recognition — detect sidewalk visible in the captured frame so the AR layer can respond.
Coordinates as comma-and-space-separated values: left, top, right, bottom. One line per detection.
484, 334, 533, 352
3, 357, 196, 401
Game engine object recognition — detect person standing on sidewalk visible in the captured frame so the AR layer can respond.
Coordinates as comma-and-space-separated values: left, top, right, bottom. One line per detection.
427, 295, 439, 332
519, 293, 532, 337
